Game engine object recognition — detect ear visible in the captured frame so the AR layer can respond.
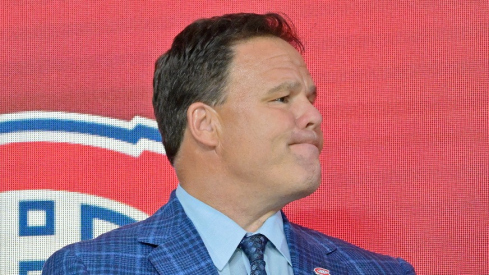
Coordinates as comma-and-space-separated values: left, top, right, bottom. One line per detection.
186, 102, 220, 148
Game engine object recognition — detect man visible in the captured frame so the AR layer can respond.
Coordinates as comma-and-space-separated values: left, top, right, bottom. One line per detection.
43, 13, 415, 274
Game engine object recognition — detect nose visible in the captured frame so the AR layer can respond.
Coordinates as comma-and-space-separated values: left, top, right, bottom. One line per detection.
296, 97, 322, 130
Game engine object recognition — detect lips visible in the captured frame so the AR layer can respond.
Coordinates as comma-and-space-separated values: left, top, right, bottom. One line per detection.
289, 130, 323, 152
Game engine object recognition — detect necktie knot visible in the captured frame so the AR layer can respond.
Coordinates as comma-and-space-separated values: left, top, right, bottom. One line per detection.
239, 234, 268, 275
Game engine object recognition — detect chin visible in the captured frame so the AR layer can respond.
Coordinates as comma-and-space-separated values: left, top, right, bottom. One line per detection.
288, 171, 322, 201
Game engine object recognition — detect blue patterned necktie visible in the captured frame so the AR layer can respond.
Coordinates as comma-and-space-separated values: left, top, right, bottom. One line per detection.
239, 234, 268, 275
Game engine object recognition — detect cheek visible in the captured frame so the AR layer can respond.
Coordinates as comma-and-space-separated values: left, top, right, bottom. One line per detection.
220, 107, 296, 155
254, 113, 296, 158
219, 111, 258, 155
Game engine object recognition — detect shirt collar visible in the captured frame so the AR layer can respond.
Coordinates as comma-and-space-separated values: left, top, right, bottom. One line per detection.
253, 210, 291, 266
175, 184, 291, 271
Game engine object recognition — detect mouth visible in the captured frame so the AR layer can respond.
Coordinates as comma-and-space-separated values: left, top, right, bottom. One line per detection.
290, 143, 320, 158
289, 131, 323, 152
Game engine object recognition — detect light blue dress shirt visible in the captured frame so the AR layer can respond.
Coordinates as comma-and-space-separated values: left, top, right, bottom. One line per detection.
176, 185, 294, 275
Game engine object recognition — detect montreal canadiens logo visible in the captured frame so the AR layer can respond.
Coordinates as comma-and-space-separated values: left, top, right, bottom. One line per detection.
0, 111, 171, 274
314, 267, 331, 275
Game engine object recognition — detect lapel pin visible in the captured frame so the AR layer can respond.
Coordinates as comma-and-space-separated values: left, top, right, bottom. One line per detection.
314, 267, 331, 275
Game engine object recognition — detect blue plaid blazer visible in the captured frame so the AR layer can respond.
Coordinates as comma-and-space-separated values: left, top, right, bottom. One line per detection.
42, 191, 415, 274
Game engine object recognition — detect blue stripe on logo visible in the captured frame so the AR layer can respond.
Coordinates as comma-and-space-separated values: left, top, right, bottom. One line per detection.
0, 119, 161, 143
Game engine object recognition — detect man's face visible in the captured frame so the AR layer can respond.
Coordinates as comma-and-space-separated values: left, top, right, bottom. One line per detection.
214, 36, 323, 208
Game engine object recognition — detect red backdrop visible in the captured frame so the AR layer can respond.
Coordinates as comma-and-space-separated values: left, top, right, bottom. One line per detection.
1, 2, 488, 274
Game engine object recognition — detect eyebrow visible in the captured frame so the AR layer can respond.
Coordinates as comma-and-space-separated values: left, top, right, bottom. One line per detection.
267, 81, 317, 99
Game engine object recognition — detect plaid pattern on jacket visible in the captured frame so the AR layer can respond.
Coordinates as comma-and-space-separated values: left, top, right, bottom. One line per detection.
42, 191, 415, 275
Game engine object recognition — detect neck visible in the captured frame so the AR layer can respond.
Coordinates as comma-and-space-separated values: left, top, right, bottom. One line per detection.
175, 143, 288, 232
180, 179, 282, 232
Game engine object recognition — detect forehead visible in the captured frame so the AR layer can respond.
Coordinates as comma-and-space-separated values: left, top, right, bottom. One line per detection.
226, 37, 313, 96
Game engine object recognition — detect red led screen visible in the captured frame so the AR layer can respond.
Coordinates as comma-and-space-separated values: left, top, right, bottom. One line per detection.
1, 2, 488, 274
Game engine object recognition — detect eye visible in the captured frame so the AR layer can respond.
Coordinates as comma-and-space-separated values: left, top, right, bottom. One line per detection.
273, 96, 289, 103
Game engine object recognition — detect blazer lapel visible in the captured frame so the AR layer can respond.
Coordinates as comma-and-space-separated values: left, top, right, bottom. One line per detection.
283, 213, 348, 275
137, 192, 219, 275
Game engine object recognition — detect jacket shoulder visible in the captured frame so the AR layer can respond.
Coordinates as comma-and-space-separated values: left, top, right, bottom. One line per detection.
42, 218, 156, 274
42, 200, 177, 274
288, 223, 416, 274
